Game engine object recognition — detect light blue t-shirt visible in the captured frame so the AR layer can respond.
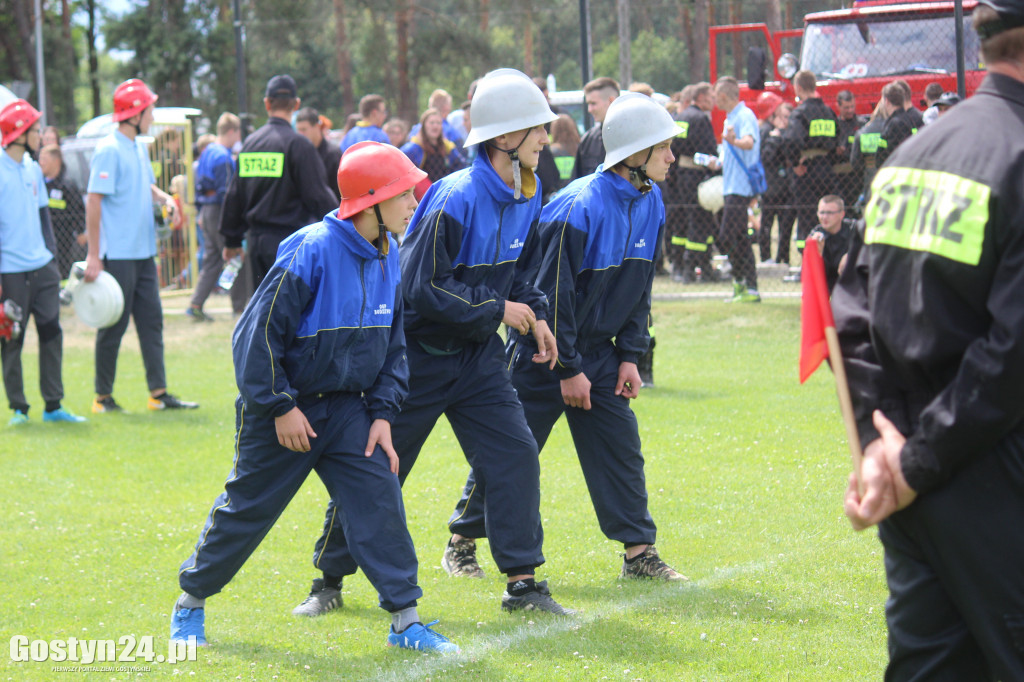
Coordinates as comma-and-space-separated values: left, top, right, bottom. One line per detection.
722, 102, 761, 197
86, 130, 157, 260
0, 153, 53, 274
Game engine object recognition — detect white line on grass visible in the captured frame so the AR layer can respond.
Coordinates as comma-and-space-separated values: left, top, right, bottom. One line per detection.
371, 560, 766, 682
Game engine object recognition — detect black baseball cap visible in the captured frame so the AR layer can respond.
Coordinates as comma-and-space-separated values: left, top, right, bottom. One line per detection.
976, 1, 1024, 40
265, 74, 298, 99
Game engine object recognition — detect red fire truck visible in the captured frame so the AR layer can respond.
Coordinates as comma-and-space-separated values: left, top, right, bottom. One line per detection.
709, 0, 984, 129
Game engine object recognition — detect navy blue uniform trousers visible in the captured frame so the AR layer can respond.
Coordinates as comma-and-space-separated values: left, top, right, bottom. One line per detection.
449, 339, 657, 547
312, 334, 544, 577
878, 437, 1024, 681
179, 392, 421, 612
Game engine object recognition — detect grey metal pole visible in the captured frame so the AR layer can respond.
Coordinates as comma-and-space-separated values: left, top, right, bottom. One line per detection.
232, 0, 250, 139
617, 0, 631, 90
34, 0, 47, 126
579, 0, 593, 129
955, 0, 966, 98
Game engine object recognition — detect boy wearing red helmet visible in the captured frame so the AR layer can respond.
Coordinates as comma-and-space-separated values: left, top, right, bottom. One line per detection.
172, 141, 457, 653
0, 99, 85, 425
83, 79, 198, 413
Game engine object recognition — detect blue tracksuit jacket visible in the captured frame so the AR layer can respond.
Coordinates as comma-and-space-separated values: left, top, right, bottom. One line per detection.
231, 211, 408, 421
400, 150, 548, 346
535, 167, 662, 379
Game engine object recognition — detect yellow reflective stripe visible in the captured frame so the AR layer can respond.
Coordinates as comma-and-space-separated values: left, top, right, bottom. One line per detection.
860, 132, 881, 153
686, 241, 708, 252
877, 139, 888, 149
911, 127, 918, 135
795, 239, 806, 248
864, 166, 990, 266
809, 119, 836, 137
675, 121, 689, 139
554, 155, 574, 180
48, 198, 67, 210
670, 236, 687, 245
238, 152, 285, 178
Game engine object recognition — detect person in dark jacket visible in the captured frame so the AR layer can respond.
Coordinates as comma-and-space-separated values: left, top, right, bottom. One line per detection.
833, 90, 867, 215
666, 82, 720, 281
806, 194, 852, 293
876, 82, 917, 168
850, 99, 888, 211
783, 70, 839, 261
447, 93, 688, 581
37, 144, 86, 279
572, 77, 619, 179
836, 3, 1024, 678
172, 142, 458, 653
759, 102, 795, 265
295, 69, 575, 619
295, 107, 343, 202
220, 75, 338, 290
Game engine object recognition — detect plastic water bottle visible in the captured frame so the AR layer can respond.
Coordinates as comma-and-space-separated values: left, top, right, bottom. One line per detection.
218, 256, 242, 290
693, 153, 719, 168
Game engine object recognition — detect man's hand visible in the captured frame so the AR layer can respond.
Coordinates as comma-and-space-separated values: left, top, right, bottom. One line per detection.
222, 246, 245, 263
531, 319, 558, 370
793, 163, 808, 177
503, 300, 536, 335
561, 372, 592, 410
616, 361, 642, 399
365, 419, 399, 475
844, 410, 917, 530
275, 406, 318, 452
84, 253, 104, 283
723, 124, 736, 145
809, 232, 825, 244
76, 233, 88, 246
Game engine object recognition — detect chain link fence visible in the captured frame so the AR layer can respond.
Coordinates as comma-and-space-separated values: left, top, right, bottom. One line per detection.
653, 0, 977, 298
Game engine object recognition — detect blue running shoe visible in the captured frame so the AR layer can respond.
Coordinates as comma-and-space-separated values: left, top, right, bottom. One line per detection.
43, 408, 87, 423
386, 620, 458, 653
170, 607, 208, 646
8, 410, 28, 426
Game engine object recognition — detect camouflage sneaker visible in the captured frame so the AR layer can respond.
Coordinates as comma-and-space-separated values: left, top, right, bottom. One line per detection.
291, 578, 342, 617
442, 537, 486, 578
621, 546, 689, 581
501, 580, 576, 616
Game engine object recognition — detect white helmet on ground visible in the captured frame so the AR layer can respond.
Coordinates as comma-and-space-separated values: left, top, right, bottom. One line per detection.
72, 268, 125, 329
463, 69, 557, 147
602, 92, 679, 170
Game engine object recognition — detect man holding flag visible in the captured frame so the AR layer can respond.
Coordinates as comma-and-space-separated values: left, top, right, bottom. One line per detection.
825, 1, 1024, 678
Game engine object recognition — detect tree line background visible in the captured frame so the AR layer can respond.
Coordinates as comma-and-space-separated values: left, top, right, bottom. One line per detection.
2, 0, 847, 135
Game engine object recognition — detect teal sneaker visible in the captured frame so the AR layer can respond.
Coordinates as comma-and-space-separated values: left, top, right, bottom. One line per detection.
8, 410, 28, 426
43, 408, 87, 423
386, 620, 459, 654
170, 607, 208, 647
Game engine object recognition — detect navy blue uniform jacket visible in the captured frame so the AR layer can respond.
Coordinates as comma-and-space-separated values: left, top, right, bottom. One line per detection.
535, 168, 662, 379
232, 211, 408, 421
400, 149, 548, 347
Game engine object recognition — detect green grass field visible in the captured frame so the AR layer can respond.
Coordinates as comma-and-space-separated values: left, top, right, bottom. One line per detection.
1, 298, 888, 681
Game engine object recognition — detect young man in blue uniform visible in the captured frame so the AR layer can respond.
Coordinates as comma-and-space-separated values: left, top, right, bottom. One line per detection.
84, 79, 198, 413
172, 142, 457, 653
295, 69, 574, 618
0, 99, 85, 425
444, 93, 687, 582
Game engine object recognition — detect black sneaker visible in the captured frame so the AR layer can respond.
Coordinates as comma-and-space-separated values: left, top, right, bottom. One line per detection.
501, 580, 575, 615
92, 396, 124, 414
442, 537, 486, 578
292, 578, 342, 617
621, 546, 688, 581
148, 392, 199, 410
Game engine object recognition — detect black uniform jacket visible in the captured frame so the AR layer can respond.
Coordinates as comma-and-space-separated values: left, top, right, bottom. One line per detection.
220, 117, 337, 248
833, 73, 1024, 495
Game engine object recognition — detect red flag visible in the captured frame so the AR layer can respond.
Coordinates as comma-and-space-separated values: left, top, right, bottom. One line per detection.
799, 240, 835, 383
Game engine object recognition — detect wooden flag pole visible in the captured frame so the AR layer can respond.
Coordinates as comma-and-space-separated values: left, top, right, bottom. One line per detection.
824, 326, 864, 490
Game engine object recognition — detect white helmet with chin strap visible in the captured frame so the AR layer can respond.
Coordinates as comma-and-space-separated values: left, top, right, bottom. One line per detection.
464, 68, 557, 198
602, 92, 679, 185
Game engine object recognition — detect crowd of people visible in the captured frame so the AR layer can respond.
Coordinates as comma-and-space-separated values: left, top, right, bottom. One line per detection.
4, 1, 1022, 674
